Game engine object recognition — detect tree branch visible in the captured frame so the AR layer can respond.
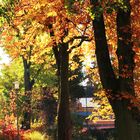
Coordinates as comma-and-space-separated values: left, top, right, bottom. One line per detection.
66, 36, 89, 44
68, 37, 91, 53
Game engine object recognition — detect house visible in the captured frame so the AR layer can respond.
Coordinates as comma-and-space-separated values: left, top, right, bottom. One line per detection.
71, 97, 115, 130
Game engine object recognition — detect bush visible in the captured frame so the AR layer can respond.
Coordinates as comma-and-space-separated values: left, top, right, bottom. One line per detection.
23, 131, 48, 140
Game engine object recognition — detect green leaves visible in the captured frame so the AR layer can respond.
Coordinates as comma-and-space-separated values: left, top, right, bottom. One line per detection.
0, 58, 24, 93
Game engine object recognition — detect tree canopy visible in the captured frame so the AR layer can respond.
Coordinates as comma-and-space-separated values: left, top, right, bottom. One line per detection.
0, 0, 140, 140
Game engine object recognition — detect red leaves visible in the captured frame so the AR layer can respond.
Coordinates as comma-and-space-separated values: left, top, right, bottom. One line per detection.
1, 124, 27, 140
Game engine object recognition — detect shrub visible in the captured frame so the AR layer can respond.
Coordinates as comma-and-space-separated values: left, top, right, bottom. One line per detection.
23, 131, 48, 140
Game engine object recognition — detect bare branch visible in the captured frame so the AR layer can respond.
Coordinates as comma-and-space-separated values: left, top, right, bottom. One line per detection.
68, 37, 91, 53
66, 36, 89, 44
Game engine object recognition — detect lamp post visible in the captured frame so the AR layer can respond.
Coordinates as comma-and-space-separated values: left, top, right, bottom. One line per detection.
14, 81, 20, 140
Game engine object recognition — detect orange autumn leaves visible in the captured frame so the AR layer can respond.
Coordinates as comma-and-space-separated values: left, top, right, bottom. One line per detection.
1, 0, 140, 96
1, 0, 91, 60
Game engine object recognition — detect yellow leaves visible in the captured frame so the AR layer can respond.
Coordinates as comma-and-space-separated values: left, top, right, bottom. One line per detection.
88, 90, 114, 121
2, 15, 51, 62
69, 75, 78, 81
70, 61, 79, 71
11, 0, 92, 48
15, 8, 25, 17
35, 32, 50, 46
47, 11, 57, 17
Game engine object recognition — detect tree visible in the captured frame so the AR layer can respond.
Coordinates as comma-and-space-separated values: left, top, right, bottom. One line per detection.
0, 59, 25, 133
90, 0, 140, 139
48, 24, 90, 140
0, 59, 24, 92
1, 1, 86, 138
3, 0, 140, 139
1, 14, 55, 128
1, 0, 90, 138
22, 1, 91, 139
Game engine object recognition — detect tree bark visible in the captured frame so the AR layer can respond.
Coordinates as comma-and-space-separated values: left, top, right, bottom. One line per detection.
21, 58, 34, 130
115, 1, 139, 139
48, 24, 71, 139
91, 0, 140, 139
113, 100, 139, 140
93, 14, 118, 91
57, 43, 71, 140
48, 24, 60, 76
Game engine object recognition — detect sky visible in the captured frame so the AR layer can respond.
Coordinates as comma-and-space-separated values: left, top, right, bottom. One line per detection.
0, 48, 10, 66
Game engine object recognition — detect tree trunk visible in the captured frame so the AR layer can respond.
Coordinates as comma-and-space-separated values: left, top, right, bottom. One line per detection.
21, 58, 34, 130
57, 43, 71, 140
113, 100, 139, 140
114, 1, 139, 139
91, 0, 140, 139
48, 24, 71, 139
